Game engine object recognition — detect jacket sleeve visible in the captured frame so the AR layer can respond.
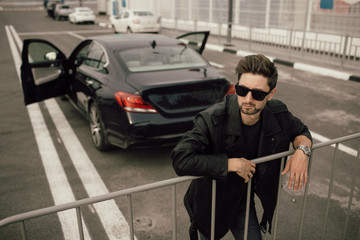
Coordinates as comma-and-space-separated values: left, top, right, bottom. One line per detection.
171, 114, 228, 179
289, 112, 312, 144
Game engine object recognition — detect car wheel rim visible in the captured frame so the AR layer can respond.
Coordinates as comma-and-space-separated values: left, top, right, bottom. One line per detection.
89, 105, 102, 147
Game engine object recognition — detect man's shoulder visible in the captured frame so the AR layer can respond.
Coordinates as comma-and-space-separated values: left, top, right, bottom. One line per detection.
267, 99, 289, 113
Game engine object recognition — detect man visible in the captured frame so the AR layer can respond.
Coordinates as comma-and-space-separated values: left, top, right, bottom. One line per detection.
171, 54, 312, 240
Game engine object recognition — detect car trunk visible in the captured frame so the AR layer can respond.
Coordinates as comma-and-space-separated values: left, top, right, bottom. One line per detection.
126, 68, 230, 118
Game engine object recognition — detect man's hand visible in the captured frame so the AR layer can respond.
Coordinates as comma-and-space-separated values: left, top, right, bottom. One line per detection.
281, 149, 309, 191
228, 158, 256, 183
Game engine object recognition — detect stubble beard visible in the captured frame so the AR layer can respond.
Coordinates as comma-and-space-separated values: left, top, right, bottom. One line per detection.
240, 103, 262, 115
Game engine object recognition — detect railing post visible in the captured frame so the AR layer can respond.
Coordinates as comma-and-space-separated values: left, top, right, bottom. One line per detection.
272, 157, 286, 240
243, 178, 252, 240
128, 195, 135, 240
76, 207, 84, 240
321, 143, 339, 240
341, 144, 360, 240
298, 152, 314, 240
288, 27, 293, 60
248, 25, 253, 51
20, 221, 27, 240
172, 184, 177, 240
210, 179, 216, 240
341, 34, 349, 67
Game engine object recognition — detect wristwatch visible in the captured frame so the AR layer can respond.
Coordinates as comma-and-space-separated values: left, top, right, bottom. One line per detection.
296, 145, 311, 156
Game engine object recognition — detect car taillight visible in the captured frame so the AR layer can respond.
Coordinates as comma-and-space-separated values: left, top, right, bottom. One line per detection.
132, 18, 140, 24
157, 17, 161, 24
114, 91, 158, 113
224, 83, 236, 96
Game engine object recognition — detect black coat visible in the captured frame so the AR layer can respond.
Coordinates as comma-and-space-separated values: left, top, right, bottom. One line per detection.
171, 94, 312, 239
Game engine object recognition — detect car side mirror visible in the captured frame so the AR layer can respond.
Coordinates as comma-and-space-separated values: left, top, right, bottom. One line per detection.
44, 51, 58, 61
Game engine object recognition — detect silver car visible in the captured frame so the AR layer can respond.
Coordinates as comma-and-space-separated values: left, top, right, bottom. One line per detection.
54, 4, 74, 20
110, 9, 161, 34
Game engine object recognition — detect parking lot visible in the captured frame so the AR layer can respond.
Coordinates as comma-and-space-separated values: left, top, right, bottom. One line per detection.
1, 2, 360, 239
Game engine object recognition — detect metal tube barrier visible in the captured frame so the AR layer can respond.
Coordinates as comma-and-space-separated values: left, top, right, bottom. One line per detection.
272, 157, 286, 240
0, 133, 359, 239
76, 207, 84, 240
210, 180, 216, 240
128, 195, 134, 240
244, 178, 252, 240
321, 143, 339, 240
298, 152, 314, 240
172, 184, 177, 240
342, 144, 360, 240
20, 221, 27, 240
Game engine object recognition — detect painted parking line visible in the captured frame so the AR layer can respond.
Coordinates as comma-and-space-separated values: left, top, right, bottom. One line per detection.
7, 25, 134, 239
5, 25, 91, 240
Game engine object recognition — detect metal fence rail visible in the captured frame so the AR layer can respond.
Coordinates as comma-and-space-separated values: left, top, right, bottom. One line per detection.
145, 0, 360, 68
0, 133, 359, 240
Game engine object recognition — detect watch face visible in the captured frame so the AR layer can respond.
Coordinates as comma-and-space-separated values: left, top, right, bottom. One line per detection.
298, 145, 311, 156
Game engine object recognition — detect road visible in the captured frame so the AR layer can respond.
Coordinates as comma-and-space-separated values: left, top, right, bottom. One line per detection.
0, 3, 359, 240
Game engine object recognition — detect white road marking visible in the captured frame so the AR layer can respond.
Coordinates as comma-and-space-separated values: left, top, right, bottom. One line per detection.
8, 25, 134, 240
310, 131, 358, 157
45, 98, 133, 240
5, 25, 91, 240
67, 31, 85, 40
209, 61, 224, 68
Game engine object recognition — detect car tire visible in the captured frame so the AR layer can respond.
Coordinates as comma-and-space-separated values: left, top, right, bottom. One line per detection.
89, 103, 111, 151
126, 27, 132, 34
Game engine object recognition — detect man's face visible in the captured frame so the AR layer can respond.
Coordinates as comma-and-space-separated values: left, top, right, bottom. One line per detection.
237, 73, 276, 115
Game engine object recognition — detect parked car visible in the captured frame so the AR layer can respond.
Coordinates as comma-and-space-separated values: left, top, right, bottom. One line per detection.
20, 32, 235, 150
54, 4, 74, 20
110, 9, 161, 34
46, 0, 61, 18
68, 7, 95, 24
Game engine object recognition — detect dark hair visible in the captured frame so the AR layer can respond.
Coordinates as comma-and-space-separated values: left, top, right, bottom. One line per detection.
235, 54, 278, 90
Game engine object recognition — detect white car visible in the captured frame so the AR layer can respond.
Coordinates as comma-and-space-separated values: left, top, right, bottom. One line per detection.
54, 4, 74, 20
69, 7, 95, 24
110, 9, 160, 34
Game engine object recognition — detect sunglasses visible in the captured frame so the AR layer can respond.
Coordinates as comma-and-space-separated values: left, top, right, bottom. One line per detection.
235, 84, 270, 101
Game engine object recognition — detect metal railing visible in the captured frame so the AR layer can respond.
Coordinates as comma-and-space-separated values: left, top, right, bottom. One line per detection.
0, 133, 359, 240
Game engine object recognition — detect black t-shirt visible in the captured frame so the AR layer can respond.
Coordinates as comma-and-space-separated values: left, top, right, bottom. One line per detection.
242, 120, 262, 160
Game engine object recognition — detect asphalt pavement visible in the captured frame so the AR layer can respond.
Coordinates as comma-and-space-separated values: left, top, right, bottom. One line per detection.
95, 15, 360, 84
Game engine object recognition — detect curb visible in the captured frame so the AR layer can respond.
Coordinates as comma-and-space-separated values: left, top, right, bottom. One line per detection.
216, 45, 360, 83
96, 21, 360, 83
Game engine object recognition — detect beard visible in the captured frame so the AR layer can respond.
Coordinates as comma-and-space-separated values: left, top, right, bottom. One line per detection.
240, 103, 262, 115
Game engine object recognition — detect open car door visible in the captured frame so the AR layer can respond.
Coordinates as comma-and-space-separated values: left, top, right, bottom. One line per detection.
176, 31, 210, 55
21, 39, 69, 105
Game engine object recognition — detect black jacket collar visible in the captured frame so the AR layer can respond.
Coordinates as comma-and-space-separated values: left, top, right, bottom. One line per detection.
223, 95, 281, 137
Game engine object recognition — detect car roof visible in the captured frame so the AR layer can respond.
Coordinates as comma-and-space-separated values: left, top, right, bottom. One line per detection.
89, 34, 183, 51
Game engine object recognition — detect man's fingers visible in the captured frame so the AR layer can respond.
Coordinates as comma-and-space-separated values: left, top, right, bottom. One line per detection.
281, 161, 291, 175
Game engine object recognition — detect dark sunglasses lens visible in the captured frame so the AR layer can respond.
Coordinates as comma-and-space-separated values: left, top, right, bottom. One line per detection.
235, 85, 249, 97
251, 90, 267, 101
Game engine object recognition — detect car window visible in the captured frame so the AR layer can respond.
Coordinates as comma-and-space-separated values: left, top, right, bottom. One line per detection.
84, 43, 106, 69
117, 45, 207, 72
27, 42, 60, 64
133, 11, 153, 16
75, 42, 91, 65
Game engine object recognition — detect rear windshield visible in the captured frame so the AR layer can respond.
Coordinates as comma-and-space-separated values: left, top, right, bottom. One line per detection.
117, 44, 208, 72
133, 11, 153, 16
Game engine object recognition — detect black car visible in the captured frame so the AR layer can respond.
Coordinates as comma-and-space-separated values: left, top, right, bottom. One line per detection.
21, 31, 235, 150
